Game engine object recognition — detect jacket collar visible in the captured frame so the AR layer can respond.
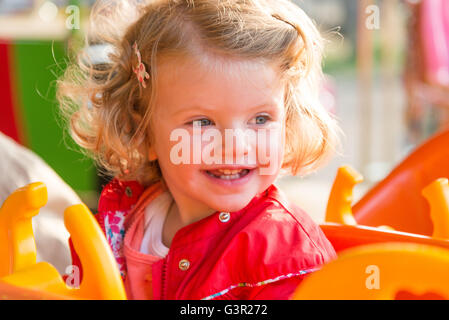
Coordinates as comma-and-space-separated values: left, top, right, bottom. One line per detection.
124, 183, 286, 250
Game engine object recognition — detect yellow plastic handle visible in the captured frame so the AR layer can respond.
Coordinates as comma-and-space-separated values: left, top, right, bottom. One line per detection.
292, 243, 449, 299
325, 166, 364, 225
0, 182, 126, 300
422, 178, 449, 239
0, 182, 47, 277
64, 204, 126, 300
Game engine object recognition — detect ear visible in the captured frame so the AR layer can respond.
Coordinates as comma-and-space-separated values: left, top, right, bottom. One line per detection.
148, 145, 158, 161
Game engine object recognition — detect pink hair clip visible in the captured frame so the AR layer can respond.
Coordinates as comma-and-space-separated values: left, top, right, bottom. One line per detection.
132, 41, 150, 88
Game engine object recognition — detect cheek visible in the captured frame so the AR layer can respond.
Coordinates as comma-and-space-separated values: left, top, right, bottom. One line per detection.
157, 140, 202, 187
255, 125, 285, 168
150, 123, 178, 168
155, 129, 203, 174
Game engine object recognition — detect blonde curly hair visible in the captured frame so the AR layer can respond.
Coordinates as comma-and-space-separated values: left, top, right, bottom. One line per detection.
57, 0, 340, 186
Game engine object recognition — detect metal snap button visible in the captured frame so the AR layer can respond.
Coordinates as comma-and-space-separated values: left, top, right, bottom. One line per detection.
179, 259, 190, 271
219, 212, 230, 223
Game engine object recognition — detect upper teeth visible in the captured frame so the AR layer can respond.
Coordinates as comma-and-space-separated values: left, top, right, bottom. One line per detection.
217, 169, 243, 175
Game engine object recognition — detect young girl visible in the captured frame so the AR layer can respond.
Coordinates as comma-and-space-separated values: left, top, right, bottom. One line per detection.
58, 0, 340, 300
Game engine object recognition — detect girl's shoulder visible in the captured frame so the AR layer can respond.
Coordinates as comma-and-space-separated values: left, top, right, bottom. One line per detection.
98, 178, 145, 213
263, 185, 336, 261
230, 185, 336, 279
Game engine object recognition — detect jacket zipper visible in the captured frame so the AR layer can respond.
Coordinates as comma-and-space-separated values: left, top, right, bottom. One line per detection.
160, 258, 168, 300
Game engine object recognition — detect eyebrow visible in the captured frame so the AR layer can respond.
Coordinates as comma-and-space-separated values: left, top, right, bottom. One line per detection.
171, 103, 280, 116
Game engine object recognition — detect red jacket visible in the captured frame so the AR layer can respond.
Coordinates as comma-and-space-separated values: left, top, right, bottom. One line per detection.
69, 179, 336, 299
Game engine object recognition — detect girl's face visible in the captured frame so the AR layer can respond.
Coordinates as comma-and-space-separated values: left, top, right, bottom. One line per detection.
150, 55, 286, 219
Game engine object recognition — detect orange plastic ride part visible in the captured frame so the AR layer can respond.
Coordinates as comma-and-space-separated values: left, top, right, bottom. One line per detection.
0, 182, 126, 300
292, 242, 449, 300
323, 166, 449, 253
298, 165, 449, 300
352, 129, 449, 236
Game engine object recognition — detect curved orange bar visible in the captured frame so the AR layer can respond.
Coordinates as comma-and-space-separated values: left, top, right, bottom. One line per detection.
292, 243, 449, 299
353, 129, 449, 235
64, 204, 126, 300
320, 223, 449, 254
0, 279, 72, 300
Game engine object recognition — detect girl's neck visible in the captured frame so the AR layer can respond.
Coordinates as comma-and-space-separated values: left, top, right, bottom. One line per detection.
161, 194, 216, 247
160, 178, 216, 224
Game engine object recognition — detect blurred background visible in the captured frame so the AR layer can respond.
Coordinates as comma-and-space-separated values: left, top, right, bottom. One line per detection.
1, 0, 448, 226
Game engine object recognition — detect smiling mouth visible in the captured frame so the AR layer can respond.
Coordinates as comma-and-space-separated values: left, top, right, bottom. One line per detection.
205, 168, 251, 180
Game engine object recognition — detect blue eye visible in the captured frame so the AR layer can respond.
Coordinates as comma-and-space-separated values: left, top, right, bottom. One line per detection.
192, 118, 213, 127
254, 115, 269, 125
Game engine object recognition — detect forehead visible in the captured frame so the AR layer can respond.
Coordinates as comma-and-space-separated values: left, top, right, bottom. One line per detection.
154, 54, 285, 112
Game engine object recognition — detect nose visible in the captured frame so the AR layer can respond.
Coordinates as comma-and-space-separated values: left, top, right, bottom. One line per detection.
222, 128, 253, 164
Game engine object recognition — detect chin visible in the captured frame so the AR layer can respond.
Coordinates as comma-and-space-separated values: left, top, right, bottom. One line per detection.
206, 194, 255, 213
